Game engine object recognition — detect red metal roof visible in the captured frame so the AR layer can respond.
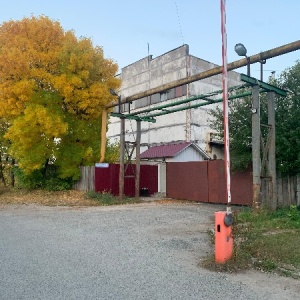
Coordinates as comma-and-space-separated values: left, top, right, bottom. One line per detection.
140, 142, 195, 159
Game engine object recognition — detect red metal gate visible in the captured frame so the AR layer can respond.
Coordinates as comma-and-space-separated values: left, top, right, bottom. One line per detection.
166, 161, 209, 202
95, 164, 158, 197
166, 160, 252, 205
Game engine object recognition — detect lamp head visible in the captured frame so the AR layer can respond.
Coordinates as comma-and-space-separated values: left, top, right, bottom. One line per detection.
109, 88, 118, 96
234, 43, 247, 57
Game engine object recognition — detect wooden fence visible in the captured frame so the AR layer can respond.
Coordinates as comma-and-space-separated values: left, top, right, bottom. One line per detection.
262, 175, 300, 207
73, 166, 95, 192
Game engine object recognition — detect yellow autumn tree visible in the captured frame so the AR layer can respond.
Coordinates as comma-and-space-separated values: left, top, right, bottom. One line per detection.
0, 16, 120, 180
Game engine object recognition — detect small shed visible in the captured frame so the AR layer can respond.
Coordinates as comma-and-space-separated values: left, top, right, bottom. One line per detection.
140, 142, 210, 162
140, 142, 210, 194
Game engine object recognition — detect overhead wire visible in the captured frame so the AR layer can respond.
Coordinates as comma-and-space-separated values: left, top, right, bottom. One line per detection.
174, 0, 185, 45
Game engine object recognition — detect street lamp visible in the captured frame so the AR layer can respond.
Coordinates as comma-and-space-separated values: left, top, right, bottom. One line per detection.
110, 88, 122, 113
234, 43, 250, 77
109, 88, 124, 200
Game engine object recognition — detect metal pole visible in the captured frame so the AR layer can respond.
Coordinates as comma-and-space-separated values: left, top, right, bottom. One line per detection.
135, 120, 141, 198
100, 109, 107, 163
260, 59, 266, 81
246, 56, 250, 77
252, 85, 261, 209
267, 91, 277, 210
119, 117, 125, 201
220, 0, 232, 213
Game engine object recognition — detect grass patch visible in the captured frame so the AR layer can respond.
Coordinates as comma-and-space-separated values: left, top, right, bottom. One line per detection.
201, 205, 300, 278
86, 190, 142, 206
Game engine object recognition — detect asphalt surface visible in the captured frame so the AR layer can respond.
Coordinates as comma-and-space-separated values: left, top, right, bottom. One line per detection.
0, 202, 299, 300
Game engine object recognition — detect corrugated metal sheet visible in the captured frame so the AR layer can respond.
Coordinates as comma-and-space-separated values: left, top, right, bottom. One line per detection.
231, 168, 253, 205
166, 161, 209, 202
141, 142, 192, 159
208, 160, 226, 203
140, 142, 209, 160
166, 160, 252, 205
95, 164, 158, 197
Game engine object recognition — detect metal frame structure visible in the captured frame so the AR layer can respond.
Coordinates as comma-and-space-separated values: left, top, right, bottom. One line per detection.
111, 74, 287, 207
106, 41, 299, 109
101, 40, 299, 205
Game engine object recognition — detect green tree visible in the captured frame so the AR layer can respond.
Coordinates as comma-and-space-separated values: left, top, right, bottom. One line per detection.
209, 61, 300, 176
0, 119, 10, 186
0, 16, 120, 181
275, 61, 300, 175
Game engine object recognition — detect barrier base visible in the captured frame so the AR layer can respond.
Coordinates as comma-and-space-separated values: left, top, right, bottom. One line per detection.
215, 211, 233, 263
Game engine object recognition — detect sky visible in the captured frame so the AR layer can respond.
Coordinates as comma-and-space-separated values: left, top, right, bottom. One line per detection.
1, 0, 299, 79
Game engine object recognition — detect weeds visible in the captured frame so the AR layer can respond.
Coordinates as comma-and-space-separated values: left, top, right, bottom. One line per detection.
86, 190, 141, 206
201, 205, 300, 278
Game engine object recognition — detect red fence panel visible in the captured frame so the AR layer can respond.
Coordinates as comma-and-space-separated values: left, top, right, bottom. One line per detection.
94, 164, 119, 195
231, 169, 252, 205
208, 160, 227, 204
95, 164, 158, 197
166, 161, 209, 202
140, 165, 158, 196
166, 160, 252, 205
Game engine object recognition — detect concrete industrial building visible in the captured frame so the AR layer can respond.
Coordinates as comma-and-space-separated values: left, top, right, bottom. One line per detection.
106, 44, 241, 160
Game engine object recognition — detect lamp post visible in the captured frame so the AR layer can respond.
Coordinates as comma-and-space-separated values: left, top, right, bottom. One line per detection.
259, 55, 266, 81
110, 89, 124, 200
234, 43, 250, 77
234, 44, 262, 209
110, 88, 122, 113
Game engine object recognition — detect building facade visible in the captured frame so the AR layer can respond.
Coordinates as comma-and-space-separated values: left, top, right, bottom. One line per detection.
107, 45, 241, 159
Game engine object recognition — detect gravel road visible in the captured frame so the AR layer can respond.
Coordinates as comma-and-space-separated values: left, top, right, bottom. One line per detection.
0, 202, 299, 300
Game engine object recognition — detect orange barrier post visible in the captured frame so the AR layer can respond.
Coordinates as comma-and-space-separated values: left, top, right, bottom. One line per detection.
215, 211, 233, 263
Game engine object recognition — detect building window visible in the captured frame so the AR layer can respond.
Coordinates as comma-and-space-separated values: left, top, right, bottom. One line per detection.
160, 92, 168, 101
167, 88, 175, 99
150, 85, 187, 105
151, 93, 160, 104
175, 85, 187, 98
135, 97, 149, 109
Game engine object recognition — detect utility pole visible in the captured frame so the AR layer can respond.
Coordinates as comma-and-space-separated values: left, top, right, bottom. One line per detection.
252, 85, 261, 209
100, 109, 107, 163
135, 120, 141, 198
267, 91, 277, 210
119, 117, 125, 201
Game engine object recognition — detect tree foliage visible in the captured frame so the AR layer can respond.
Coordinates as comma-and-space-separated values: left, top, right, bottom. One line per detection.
0, 16, 120, 181
275, 61, 300, 175
210, 61, 300, 176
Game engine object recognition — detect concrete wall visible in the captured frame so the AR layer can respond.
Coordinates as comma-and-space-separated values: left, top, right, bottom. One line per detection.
158, 163, 166, 193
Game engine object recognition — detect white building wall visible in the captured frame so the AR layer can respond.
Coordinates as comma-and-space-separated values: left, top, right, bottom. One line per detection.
158, 163, 166, 193
169, 147, 206, 162
107, 45, 190, 150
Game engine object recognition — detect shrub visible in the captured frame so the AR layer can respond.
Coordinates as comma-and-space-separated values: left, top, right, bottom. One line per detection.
14, 165, 74, 191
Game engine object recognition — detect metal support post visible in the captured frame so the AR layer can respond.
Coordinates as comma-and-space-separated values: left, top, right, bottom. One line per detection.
100, 109, 107, 163
119, 117, 125, 200
252, 85, 261, 209
135, 120, 141, 198
246, 56, 251, 77
260, 59, 266, 81
267, 91, 277, 209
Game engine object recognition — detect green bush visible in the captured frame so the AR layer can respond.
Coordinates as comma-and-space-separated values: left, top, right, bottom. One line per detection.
14, 166, 74, 191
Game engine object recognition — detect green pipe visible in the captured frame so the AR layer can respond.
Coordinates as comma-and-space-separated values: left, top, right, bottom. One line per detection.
127, 84, 249, 117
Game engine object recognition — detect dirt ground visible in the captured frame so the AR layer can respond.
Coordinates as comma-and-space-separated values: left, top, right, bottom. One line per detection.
0, 188, 97, 207
0, 198, 299, 299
